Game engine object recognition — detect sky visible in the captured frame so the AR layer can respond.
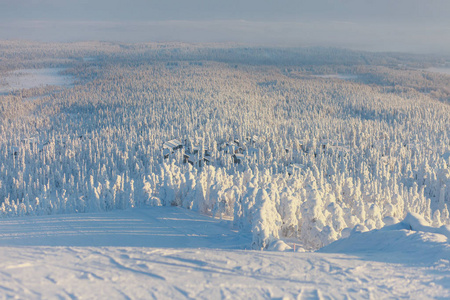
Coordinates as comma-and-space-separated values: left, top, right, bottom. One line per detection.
1, 0, 450, 53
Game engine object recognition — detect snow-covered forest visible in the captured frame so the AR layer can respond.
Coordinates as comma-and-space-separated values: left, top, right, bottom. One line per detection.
1, 41, 449, 250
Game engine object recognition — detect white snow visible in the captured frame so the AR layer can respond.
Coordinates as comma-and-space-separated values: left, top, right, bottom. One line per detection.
312, 74, 358, 80
1, 44, 450, 298
424, 67, 450, 76
0, 207, 449, 299
320, 213, 450, 264
0, 68, 73, 94
0, 207, 249, 249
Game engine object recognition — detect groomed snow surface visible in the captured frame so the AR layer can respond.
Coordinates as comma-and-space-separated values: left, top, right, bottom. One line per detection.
0, 207, 449, 299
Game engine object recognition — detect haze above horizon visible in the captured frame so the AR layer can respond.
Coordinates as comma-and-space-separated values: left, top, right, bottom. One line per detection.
1, 0, 449, 54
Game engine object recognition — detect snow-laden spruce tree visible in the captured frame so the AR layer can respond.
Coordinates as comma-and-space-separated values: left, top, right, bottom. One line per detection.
233, 179, 258, 231
278, 187, 302, 238
251, 188, 282, 250
299, 187, 328, 249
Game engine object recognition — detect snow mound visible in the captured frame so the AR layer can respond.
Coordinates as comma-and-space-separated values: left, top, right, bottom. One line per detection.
320, 213, 450, 264
401, 212, 450, 239
267, 240, 292, 251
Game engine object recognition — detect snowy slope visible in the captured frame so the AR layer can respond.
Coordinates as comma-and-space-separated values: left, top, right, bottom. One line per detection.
0, 207, 250, 249
0, 208, 449, 299
320, 213, 450, 265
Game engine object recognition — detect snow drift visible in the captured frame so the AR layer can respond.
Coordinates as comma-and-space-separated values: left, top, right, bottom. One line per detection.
320, 212, 450, 264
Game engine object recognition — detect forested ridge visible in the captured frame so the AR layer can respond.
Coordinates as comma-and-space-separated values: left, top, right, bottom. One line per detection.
1, 41, 449, 249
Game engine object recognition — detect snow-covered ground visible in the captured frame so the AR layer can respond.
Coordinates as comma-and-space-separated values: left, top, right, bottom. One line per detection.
423, 67, 450, 76
0, 68, 73, 94
312, 74, 358, 80
0, 207, 449, 299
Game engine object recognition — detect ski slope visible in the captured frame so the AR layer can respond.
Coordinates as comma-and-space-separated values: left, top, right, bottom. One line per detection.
0, 207, 449, 299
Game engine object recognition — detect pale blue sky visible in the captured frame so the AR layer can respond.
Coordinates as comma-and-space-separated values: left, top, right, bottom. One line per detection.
1, 0, 449, 53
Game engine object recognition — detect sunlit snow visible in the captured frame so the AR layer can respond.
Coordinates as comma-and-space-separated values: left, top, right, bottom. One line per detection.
0, 68, 73, 95
0, 207, 449, 299
1, 41, 450, 299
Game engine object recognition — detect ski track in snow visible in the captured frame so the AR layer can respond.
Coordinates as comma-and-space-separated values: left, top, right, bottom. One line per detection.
0, 207, 449, 299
